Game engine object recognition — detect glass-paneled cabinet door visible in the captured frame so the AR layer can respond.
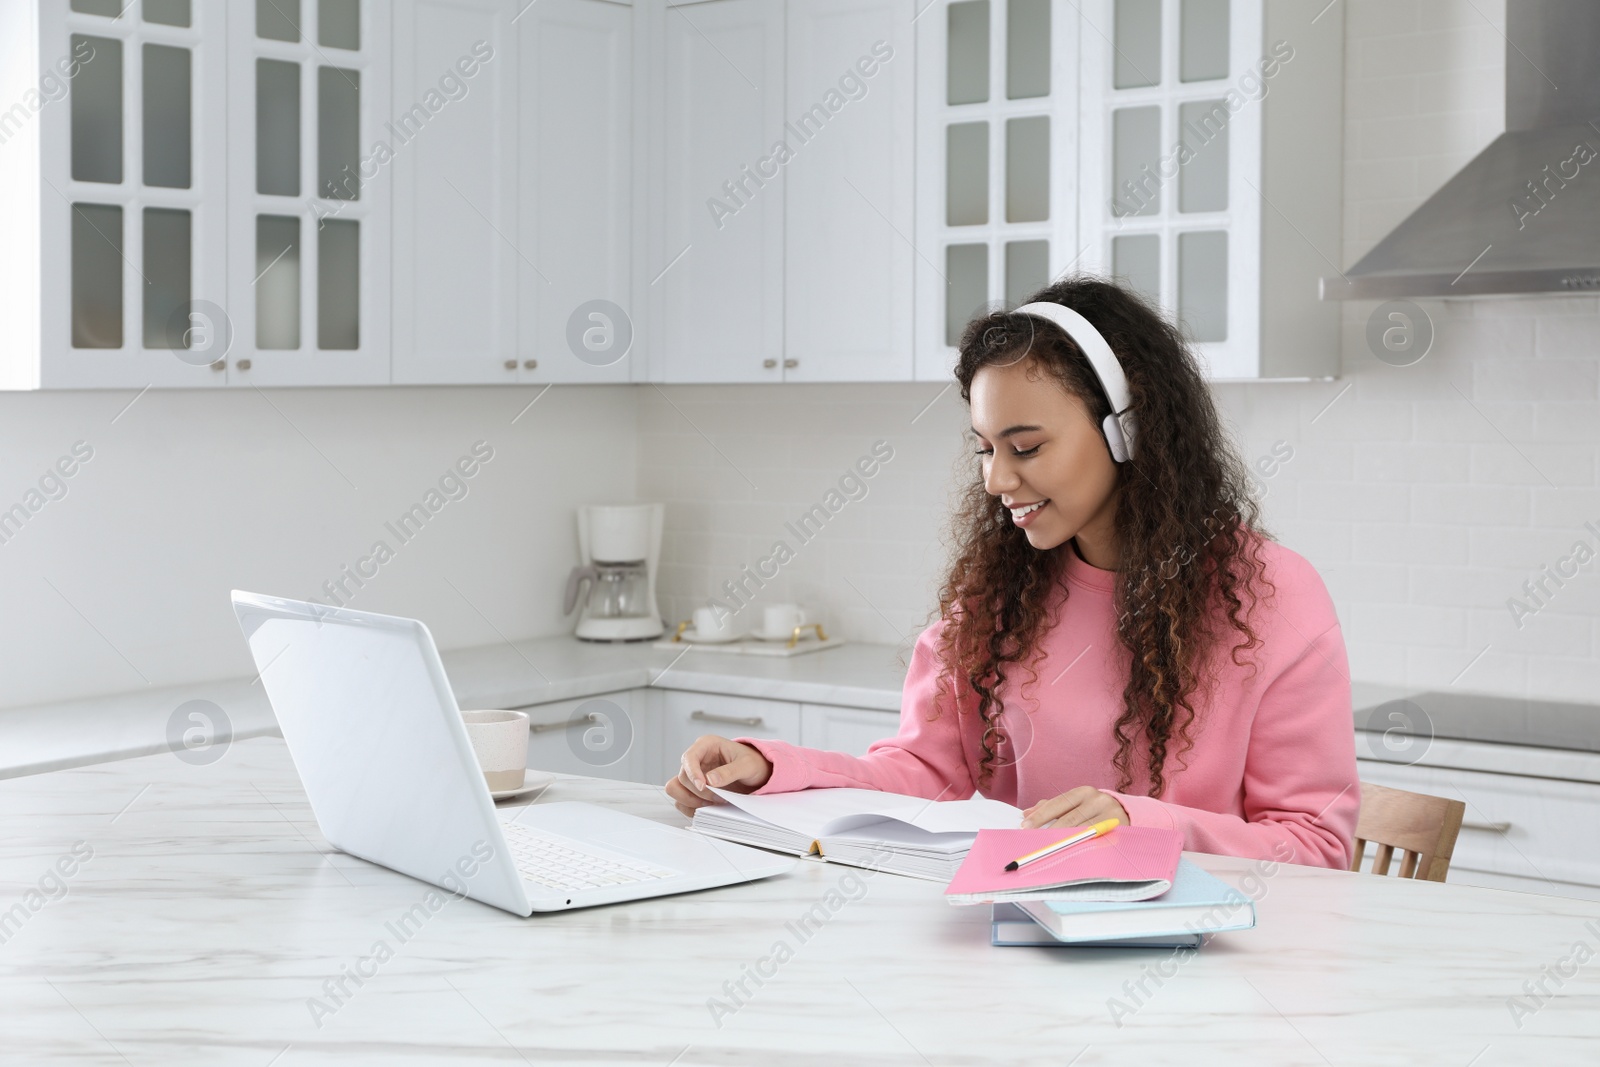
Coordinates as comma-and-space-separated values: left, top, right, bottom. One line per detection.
1077, 0, 1262, 378
225, 0, 391, 385
913, 0, 1079, 382
39, 0, 229, 388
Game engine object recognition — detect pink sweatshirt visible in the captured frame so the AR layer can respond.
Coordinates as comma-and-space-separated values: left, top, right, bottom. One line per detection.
737, 540, 1360, 869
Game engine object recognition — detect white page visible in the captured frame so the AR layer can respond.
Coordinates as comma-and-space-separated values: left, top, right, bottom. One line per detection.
707, 786, 1022, 837
820, 818, 976, 855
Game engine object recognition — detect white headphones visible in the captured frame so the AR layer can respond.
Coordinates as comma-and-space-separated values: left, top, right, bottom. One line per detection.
1011, 301, 1137, 463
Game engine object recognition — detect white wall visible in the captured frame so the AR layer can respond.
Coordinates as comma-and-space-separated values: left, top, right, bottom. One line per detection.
643, 0, 1600, 704
0, 385, 638, 709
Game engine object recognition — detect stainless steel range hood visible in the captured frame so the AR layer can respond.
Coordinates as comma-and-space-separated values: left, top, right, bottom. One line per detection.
1321, 1, 1600, 299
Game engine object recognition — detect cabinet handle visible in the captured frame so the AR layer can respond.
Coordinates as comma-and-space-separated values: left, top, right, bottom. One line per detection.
690, 709, 764, 728
504, 359, 518, 371
235, 358, 251, 370
523, 359, 537, 370
762, 358, 777, 369
528, 713, 597, 734
1461, 819, 1512, 833
783, 358, 797, 369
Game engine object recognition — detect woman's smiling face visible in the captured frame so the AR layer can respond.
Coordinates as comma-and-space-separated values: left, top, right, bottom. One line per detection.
968, 356, 1122, 563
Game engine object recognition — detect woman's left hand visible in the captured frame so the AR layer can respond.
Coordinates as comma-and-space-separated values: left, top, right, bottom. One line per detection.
1021, 786, 1130, 829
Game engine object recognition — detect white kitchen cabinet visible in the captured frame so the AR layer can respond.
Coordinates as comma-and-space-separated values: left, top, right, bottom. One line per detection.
2, 0, 230, 389
645, 0, 915, 384
781, 0, 914, 383
799, 703, 898, 756
643, 0, 786, 383
225, 0, 393, 385
657, 690, 802, 781
393, 0, 635, 387
913, 0, 1081, 382
1075, 0, 1341, 379
390, 0, 519, 385
516, 0, 635, 384
514, 690, 655, 783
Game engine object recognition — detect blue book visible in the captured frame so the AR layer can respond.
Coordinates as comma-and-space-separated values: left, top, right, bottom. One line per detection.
991, 903, 1203, 948
1012, 859, 1256, 945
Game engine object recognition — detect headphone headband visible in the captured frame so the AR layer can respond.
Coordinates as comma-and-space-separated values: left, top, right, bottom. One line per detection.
1010, 301, 1137, 463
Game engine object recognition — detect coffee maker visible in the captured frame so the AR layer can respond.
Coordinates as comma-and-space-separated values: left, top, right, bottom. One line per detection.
564, 503, 665, 642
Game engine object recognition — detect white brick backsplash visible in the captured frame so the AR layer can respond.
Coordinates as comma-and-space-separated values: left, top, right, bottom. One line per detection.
1470, 606, 1594, 659
1351, 521, 1468, 565
1269, 519, 1355, 563
1347, 0, 1420, 38
1343, 157, 1419, 197
1530, 490, 1600, 528
1299, 481, 1410, 522
1351, 603, 1468, 648
1354, 442, 1472, 483
1467, 524, 1585, 570
1406, 645, 1527, 693
1411, 484, 1530, 525
1470, 444, 1594, 488
1536, 313, 1600, 356
1297, 398, 1413, 442
1526, 653, 1600, 704
1532, 403, 1600, 444
1321, 562, 1411, 603
1411, 400, 1534, 443
1346, 639, 1408, 682
1409, 565, 1525, 608
1472, 359, 1599, 403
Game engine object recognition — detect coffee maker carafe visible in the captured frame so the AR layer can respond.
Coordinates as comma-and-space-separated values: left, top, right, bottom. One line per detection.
564, 503, 665, 642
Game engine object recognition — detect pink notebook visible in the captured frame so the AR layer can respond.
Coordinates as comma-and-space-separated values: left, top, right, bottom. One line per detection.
944, 825, 1183, 904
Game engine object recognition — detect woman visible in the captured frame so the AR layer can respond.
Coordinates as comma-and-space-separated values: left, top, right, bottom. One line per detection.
664, 276, 1359, 868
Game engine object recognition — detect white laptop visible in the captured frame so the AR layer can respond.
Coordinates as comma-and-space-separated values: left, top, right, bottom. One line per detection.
230, 590, 795, 915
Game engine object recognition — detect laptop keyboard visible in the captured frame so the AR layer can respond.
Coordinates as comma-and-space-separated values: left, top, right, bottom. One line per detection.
500, 819, 681, 893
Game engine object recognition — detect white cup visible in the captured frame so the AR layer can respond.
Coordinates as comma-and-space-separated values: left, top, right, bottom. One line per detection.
762, 603, 807, 638
461, 710, 531, 792
693, 605, 739, 642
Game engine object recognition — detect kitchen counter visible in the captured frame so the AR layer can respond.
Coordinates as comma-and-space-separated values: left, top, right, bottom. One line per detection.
4, 736, 1598, 1065
440, 634, 912, 713
6, 631, 1596, 784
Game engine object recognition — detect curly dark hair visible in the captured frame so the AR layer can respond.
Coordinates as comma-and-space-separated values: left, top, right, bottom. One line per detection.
933, 275, 1272, 799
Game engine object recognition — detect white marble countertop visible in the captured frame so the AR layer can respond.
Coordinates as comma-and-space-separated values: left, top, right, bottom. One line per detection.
3, 736, 1598, 1065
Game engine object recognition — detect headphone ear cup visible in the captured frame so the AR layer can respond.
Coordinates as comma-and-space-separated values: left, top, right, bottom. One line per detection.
1101, 413, 1130, 464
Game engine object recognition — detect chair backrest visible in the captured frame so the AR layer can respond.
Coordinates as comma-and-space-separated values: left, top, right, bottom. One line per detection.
1349, 781, 1466, 882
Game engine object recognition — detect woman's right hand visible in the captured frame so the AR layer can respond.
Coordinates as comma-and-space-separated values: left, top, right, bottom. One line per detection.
664, 735, 773, 819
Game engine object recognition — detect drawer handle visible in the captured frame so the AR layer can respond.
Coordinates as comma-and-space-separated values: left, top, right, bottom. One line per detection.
1461, 819, 1512, 833
691, 709, 764, 728
528, 713, 598, 734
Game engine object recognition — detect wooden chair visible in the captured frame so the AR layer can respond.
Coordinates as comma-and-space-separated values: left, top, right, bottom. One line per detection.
1349, 781, 1466, 882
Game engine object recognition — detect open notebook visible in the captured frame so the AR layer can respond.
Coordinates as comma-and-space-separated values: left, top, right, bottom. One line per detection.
690, 787, 1024, 881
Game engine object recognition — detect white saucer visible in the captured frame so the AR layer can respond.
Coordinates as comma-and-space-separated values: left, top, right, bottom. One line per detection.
679, 626, 742, 644
491, 771, 556, 801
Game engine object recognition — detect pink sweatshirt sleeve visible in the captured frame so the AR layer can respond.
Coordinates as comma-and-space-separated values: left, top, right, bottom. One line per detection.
1104, 613, 1361, 870
734, 621, 977, 802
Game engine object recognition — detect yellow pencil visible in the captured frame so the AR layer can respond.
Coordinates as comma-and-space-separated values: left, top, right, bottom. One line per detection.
1004, 818, 1120, 871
